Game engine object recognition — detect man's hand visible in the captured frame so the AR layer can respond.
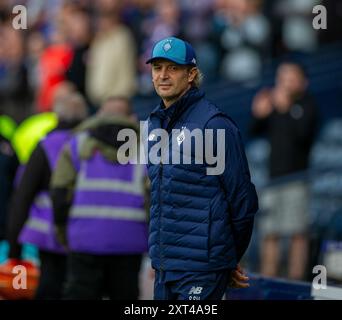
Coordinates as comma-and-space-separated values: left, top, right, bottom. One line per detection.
272, 87, 292, 113
149, 268, 155, 280
252, 89, 273, 119
229, 264, 250, 288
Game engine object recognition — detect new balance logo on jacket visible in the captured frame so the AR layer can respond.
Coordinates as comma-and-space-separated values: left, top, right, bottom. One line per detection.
188, 286, 203, 295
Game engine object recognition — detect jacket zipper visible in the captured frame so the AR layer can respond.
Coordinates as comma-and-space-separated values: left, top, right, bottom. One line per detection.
159, 162, 164, 282
158, 115, 170, 282
159, 116, 171, 280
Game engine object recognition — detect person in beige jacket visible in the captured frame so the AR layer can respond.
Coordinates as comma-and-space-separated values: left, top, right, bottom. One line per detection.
86, 11, 137, 108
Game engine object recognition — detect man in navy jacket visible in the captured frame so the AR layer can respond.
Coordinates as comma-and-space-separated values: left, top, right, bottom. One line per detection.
145, 37, 259, 300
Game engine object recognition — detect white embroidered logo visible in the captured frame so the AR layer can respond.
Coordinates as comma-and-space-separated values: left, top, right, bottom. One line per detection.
189, 286, 203, 295
163, 41, 172, 52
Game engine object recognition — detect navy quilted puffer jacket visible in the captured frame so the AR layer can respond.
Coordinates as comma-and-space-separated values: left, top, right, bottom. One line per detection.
147, 88, 258, 272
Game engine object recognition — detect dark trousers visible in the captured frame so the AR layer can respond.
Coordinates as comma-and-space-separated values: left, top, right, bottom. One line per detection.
154, 269, 231, 300
63, 252, 142, 300
35, 251, 67, 300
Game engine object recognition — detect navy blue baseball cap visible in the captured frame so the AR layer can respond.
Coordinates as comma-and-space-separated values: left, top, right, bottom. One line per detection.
146, 37, 197, 66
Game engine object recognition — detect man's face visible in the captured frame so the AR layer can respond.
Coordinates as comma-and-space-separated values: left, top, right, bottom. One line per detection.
99, 99, 131, 117
151, 59, 195, 106
276, 64, 307, 96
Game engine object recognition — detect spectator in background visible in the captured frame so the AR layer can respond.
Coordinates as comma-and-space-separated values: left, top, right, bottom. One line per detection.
181, 0, 215, 43
36, 26, 74, 113
122, 0, 156, 54
25, 0, 64, 40
51, 97, 148, 299
0, 22, 30, 122
5, 92, 88, 299
26, 31, 46, 103
121, 0, 155, 96
212, 0, 270, 82
272, 0, 319, 54
65, 8, 93, 103
52, 81, 77, 105
0, 126, 18, 245
250, 62, 318, 280
96, 0, 124, 12
137, 0, 182, 94
180, 0, 219, 81
86, 10, 137, 108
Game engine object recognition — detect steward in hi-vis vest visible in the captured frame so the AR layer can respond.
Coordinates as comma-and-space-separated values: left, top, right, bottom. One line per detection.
5, 92, 88, 300
51, 97, 149, 300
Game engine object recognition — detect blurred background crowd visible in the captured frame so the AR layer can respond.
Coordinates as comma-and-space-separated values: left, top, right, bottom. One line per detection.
0, 0, 341, 119
0, 0, 342, 299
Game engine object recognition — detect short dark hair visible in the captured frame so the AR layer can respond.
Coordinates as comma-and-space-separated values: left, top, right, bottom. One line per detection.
278, 61, 308, 78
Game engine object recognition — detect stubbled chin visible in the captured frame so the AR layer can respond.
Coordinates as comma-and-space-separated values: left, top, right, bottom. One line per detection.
159, 86, 172, 91
158, 88, 173, 96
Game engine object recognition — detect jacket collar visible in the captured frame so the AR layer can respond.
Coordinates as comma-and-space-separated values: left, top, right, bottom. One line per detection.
151, 87, 205, 122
